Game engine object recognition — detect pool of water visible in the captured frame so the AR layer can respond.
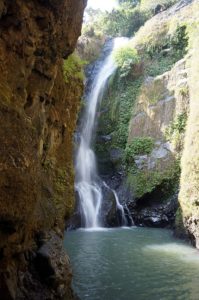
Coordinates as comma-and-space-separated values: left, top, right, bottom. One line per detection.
64, 227, 199, 300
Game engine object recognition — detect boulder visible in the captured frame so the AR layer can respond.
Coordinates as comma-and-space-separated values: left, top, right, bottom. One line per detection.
132, 193, 178, 228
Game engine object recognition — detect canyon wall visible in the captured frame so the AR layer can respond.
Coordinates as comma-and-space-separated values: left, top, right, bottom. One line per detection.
95, 0, 197, 228
0, 0, 86, 299
178, 8, 199, 247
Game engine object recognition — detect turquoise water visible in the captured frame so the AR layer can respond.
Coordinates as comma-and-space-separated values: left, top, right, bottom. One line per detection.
64, 227, 199, 300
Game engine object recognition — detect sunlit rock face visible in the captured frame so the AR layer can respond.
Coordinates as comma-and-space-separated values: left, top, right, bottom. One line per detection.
93, 0, 195, 230
178, 16, 199, 248
0, 0, 86, 299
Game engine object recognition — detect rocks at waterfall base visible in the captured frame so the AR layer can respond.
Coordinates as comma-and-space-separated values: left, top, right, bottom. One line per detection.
131, 194, 178, 228
68, 181, 128, 229
100, 183, 125, 227
0, 0, 86, 298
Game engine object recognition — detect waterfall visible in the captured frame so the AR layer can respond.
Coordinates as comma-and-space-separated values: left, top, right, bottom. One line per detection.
113, 190, 128, 226
75, 38, 129, 228
103, 181, 129, 227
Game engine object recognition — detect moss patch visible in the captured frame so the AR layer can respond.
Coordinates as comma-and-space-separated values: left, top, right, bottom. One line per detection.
63, 53, 85, 83
96, 71, 143, 155
127, 160, 180, 199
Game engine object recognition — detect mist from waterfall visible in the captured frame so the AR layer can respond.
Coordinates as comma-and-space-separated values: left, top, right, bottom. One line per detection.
75, 38, 129, 228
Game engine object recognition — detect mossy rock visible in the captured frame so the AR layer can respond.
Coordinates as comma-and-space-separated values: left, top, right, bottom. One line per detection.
127, 159, 180, 200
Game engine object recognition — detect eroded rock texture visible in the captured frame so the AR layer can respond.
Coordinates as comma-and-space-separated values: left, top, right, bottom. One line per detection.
0, 0, 86, 299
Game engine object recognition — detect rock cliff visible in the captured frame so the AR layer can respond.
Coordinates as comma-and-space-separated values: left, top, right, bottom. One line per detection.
127, 57, 189, 226
94, 0, 198, 229
178, 1, 199, 246
0, 0, 86, 299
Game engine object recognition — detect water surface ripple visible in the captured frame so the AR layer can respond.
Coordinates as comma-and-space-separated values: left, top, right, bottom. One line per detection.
64, 228, 199, 300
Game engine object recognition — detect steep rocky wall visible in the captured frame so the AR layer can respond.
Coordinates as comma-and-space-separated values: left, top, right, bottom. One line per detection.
178, 3, 199, 247
125, 0, 196, 227
128, 57, 189, 193
0, 0, 86, 299
129, 58, 189, 142
94, 0, 195, 228
127, 57, 189, 226
77, 32, 105, 64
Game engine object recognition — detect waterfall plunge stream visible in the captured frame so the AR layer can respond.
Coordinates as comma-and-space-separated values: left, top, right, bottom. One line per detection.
75, 38, 129, 228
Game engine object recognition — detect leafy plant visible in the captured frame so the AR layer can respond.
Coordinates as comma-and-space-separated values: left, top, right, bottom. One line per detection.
110, 77, 143, 149
96, 71, 143, 159
124, 137, 154, 163
114, 46, 140, 67
169, 25, 188, 60
114, 45, 141, 78
87, 4, 147, 37
164, 113, 187, 152
165, 113, 187, 141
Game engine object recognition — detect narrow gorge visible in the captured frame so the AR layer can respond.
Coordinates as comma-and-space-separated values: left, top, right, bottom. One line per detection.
1, 0, 199, 299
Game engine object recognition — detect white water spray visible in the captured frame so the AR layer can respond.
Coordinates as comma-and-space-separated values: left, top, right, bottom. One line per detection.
75, 38, 129, 228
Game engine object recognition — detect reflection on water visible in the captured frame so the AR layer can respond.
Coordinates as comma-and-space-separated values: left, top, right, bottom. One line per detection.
64, 227, 199, 300
144, 243, 199, 264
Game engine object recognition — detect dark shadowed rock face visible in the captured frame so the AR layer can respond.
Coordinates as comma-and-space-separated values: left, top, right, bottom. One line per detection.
0, 0, 86, 299
131, 193, 178, 228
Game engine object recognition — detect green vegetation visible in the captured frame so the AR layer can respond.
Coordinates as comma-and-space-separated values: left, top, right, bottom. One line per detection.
84, 1, 147, 38
98, 70, 143, 149
165, 113, 187, 141
114, 45, 141, 77
94, 0, 196, 208
114, 45, 140, 68
84, 0, 179, 39
165, 113, 187, 151
127, 160, 180, 199
140, 0, 178, 12
124, 137, 154, 163
97, 6, 147, 37
96, 20, 189, 200
145, 55, 180, 77
143, 23, 187, 65
96, 72, 142, 164
63, 53, 85, 83
110, 76, 143, 149
179, 86, 189, 98
96, 18, 189, 173
170, 25, 188, 59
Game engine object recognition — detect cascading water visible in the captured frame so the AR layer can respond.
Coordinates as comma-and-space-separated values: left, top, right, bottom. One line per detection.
103, 181, 129, 226
75, 38, 129, 228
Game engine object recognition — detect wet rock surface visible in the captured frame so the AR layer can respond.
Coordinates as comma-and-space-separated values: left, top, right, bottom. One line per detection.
68, 179, 127, 229
132, 194, 178, 228
15, 232, 75, 300
100, 183, 123, 227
